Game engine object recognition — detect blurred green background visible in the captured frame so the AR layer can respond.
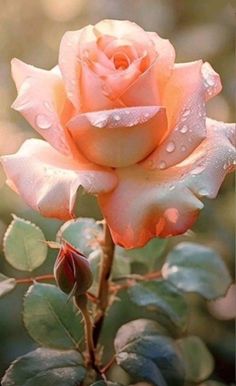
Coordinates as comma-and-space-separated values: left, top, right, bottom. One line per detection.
0, 0, 235, 383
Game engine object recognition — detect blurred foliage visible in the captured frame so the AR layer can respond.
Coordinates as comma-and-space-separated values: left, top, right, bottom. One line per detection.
0, 0, 235, 383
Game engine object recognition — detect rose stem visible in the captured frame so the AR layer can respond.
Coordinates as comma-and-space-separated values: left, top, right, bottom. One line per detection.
93, 222, 115, 348
75, 294, 98, 371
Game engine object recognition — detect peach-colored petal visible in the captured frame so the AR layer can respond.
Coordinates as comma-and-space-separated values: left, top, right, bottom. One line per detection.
201, 62, 222, 101
79, 63, 124, 112
99, 59, 143, 101
58, 28, 85, 109
147, 32, 176, 94
11, 59, 72, 155
94, 19, 153, 50
67, 106, 167, 167
99, 119, 236, 248
1, 139, 117, 220
119, 55, 161, 106
144, 61, 206, 170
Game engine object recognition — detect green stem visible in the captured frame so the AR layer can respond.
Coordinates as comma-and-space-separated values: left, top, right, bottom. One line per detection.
93, 223, 115, 348
74, 294, 97, 370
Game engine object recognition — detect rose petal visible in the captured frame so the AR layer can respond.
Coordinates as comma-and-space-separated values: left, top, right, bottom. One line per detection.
58, 28, 85, 109
11, 59, 72, 155
1, 139, 117, 220
79, 63, 124, 112
147, 32, 176, 94
144, 61, 207, 170
201, 62, 222, 101
94, 19, 153, 50
99, 59, 143, 101
119, 55, 161, 106
68, 106, 167, 167
99, 118, 236, 248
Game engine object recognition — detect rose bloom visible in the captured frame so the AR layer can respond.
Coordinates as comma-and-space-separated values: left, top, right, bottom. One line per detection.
1, 20, 235, 248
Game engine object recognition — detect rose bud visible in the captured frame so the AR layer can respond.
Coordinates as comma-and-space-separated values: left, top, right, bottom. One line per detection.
54, 240, 93, 296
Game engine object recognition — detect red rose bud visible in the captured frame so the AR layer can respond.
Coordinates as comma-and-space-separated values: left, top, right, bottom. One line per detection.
54, 240, 93, 296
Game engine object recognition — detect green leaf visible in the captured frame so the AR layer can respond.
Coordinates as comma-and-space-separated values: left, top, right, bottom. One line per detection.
23, 283, 83, 349
3, 215, 47, 271
114, 319, 185, 386
116, 237, 168, 273
128, 279, 188, 330
0, 273, 16, 298
1, 348, 85, 386
57, 217, 102, 256
112, 255, 131, 279
177, 336, 214, 382
162, 242, 232, 300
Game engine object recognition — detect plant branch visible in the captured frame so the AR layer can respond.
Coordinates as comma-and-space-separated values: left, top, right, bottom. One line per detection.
15, 274, 55, 284
93, 222, 115, 348
74, 294, 97, 371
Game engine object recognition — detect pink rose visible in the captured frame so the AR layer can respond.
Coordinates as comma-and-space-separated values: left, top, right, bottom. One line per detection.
1, 20, 235, 248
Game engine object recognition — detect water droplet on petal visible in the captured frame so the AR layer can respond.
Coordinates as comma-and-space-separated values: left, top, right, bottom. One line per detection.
233, 160, 236, 165
166, 141, 176, 153
159, 161, 167, 170
43, 101, 54, 112
199, 188, 208, 196
181, 145, 186, 152
223, 163, 228, 170
190, 166, 205, 176
182, 109, 190, 118
169, 185, 175, 191
114, 114, 121, 121
35, 114, 52, 130
180, 125, 188, 134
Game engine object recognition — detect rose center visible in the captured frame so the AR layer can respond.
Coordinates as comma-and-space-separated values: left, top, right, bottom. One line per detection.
112, 51, 130, 70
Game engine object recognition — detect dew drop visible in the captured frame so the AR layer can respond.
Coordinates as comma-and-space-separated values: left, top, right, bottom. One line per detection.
166, 141, 175, 153
233, 160, 236, 165
180, 125, 188, 134
114, 114, 121, 121
190, 166, 205, 176
223, 163, 228, 170
199, 188, 208, 196
159, 161, 167, 170
182, 109, 190, 117
169, 185, 175, 191
181, 145, 186, 152
93, 115, 108, 128
43, 101, 54, 112
35, 114, 52, 130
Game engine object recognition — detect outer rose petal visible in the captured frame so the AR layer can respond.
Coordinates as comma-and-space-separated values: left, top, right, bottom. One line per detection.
145, 61, 207, 170
68, 106, 167, 167
201, 62, 222, 101
99, 119, 236, 249
147, 32, 175, 94
1, 139, 117, 220
11, 59, 72, 155
59, 29, 82, 108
